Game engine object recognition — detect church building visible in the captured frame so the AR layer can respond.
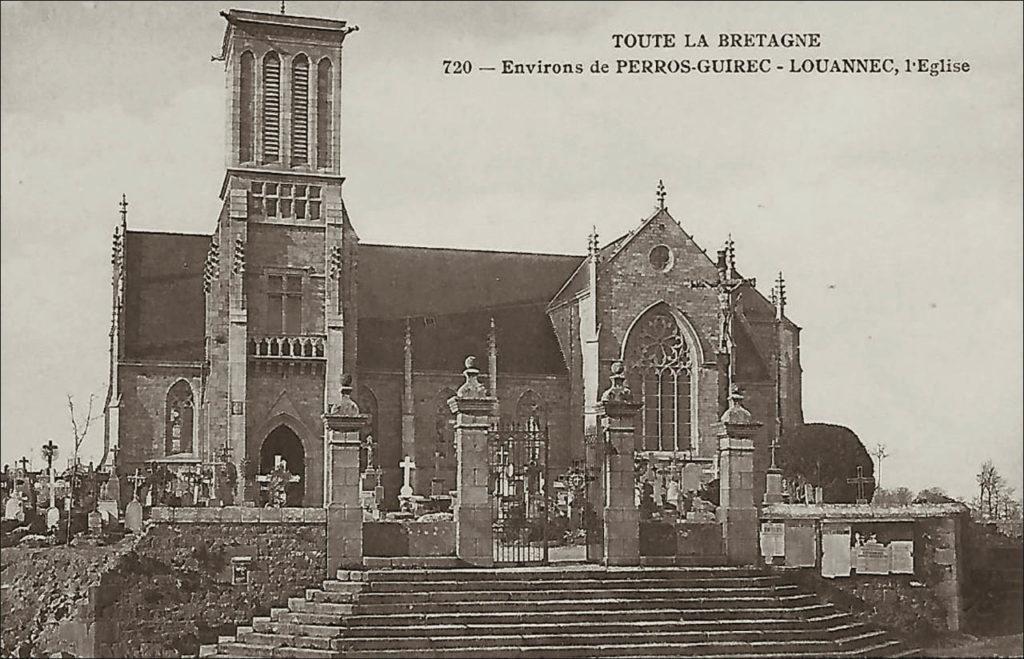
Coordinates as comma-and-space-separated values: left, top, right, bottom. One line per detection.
107, 8, 804, 511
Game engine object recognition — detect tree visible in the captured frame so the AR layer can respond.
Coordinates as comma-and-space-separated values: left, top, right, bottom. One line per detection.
873, 486, 914, 505
913, 487, 957, 504
65, 393, 100, 543
976, 460, 1005, 519
780, 423, 875, 503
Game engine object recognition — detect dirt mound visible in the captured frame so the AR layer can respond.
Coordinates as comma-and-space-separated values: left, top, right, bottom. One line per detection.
0, 537, 139, 657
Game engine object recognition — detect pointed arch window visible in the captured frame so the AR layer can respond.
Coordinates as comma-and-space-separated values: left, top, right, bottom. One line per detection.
515, 390, 545, 431
262, 52, 281, 163
239, 51, 255, 163
624, 306, 693, 452
166, 381, 194, 455
291, 55, 310, 166
356, 386, 379, 472
316, 58, 333, 168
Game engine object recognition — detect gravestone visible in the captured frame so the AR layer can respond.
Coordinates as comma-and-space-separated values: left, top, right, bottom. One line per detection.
88, 511, 103, 535
4, 493, 23, 521
682, 463, 702, 492
784, 522, 817, 567
821, 522, 852, 578
125, 499, 143, 533
759, 522, 786, 561
890, 540, 914, 573
46, 506, 60, 530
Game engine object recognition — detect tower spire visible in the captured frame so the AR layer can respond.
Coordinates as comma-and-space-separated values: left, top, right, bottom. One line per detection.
655, 179, 667, 210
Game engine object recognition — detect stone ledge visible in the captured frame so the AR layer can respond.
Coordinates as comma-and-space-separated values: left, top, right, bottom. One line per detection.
149, 506, 327, 524
762, 502, 969, 522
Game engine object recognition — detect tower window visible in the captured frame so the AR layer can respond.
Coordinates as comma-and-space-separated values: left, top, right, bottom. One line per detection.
291, 55, 309, 166
239, 51, 255, 163
267, 274, 303, 334
316, 58, 333, 168
262, 52, 281, 163
249, 181, 320, 221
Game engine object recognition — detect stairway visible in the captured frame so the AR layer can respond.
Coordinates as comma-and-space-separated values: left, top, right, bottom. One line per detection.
201, 566, 917, 658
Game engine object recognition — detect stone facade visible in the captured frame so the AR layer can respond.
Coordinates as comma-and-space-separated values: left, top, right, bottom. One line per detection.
108, 8, 805, 529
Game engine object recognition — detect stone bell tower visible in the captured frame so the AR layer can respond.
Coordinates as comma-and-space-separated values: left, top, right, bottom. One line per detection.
205, 9, 359, 506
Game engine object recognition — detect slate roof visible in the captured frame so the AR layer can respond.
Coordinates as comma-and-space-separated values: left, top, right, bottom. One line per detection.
356, 244, 582, 375
357, 244, 582, 320
122, 231, 209, 362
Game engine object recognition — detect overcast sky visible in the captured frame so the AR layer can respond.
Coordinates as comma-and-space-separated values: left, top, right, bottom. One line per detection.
1, 1, 1021, 500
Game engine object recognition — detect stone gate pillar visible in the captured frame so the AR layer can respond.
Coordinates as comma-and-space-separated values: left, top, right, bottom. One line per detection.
323, 375, 368, 574
716, 389, 762, 565
448, 356, 497, 567
598, 362, 642, 566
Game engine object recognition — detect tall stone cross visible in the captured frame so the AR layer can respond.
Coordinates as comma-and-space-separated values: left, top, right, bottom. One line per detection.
399, 456, 416, 499
847, 465, 875, 504
42, 440, 58, 509
16, 456, 29, 476
687, 236, 756, 401
127, 469, 147, 501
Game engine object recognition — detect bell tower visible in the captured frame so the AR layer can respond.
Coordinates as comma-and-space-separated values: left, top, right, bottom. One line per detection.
207, 9, 359, 506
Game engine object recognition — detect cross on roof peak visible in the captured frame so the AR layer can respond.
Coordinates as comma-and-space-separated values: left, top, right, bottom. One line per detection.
656, 179, 667, 210
118, 194, 128, 226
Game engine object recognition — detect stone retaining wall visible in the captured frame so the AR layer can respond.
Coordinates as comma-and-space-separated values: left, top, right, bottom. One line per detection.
96, 508, 326, 657
761, 503, 968, 641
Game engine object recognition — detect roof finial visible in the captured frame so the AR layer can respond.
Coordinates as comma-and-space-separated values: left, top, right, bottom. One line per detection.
774, 271, 786, 320
280, 1, 286, 14
119, 193, 128, 228
725, 234, 736, 277
587, 225, 599, 258
656, 179, 667, 210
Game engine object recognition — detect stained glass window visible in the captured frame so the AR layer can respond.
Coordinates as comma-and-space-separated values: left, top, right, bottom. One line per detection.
625, 307, 693, 451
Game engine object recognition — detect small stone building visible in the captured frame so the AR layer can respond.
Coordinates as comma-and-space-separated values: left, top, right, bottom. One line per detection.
107, 8, 804, 510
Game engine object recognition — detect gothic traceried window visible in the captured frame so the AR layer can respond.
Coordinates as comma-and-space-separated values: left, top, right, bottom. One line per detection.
515, 390, 544, 431
239, 51, 255, 163
624, 306, 693, 452
166, 380, 194, 455
262, 51, 281, 163
291, 55, 310, 166
316, 58, 333, 168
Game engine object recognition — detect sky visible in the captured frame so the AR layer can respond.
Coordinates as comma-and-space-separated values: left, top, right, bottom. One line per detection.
1, 1, 1021, 501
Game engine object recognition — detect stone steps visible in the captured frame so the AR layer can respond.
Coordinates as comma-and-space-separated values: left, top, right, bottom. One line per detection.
356, 584, 798, 602
206, 566, 916, 658
363, 576, 782, 592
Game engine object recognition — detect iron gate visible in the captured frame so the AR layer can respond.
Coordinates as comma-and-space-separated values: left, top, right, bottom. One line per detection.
489, 423, 549, 565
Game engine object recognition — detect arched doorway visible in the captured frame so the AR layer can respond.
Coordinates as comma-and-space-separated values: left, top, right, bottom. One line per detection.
259, 425, 305, 506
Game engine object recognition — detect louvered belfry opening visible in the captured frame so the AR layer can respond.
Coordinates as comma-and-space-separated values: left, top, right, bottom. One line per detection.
316, 58, 332, 168
291, 55, 310, 166
238, 51, 255, 163
262, 51, 281, 163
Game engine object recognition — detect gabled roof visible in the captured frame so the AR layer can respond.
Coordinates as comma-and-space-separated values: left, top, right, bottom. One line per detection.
122, 231, 209, 362
357, 243, 583, 320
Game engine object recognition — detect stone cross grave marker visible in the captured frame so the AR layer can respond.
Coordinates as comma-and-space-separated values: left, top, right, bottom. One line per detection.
847, 466, 874, 504
127, 469, 147, 502
399, 455, 416, 499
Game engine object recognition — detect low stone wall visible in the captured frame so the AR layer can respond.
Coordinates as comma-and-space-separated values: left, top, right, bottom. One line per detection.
95, 507, 326, 657
363, 520, 455, 557
761, 503, 968, 642
639, 519, 724, 565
